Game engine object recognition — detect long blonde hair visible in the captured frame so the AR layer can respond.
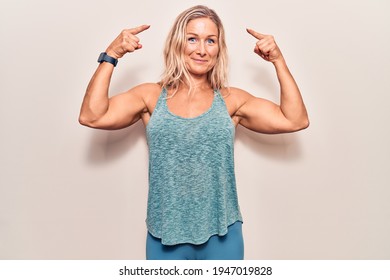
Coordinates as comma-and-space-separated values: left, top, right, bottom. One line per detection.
159, 5, 228, 95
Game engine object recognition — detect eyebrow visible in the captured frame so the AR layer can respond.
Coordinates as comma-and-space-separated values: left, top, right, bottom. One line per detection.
186, 32, 218, 37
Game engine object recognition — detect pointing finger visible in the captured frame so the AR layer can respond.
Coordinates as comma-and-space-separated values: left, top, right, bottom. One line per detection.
130, 24, 151, 35
246, 28, 265, 40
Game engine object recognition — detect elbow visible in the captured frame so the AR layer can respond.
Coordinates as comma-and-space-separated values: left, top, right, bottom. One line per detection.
285, 117, 309, 133
78, 114, 96, 128
295, 117, 310, 131
78, 115, 86, 126
78, 114, 116, 130
301, 117, 310, 130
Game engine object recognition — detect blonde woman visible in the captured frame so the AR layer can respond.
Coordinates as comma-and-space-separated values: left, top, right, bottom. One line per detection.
79, 5, 309, 260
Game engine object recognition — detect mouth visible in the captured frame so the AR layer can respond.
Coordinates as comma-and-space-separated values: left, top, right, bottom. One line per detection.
191, 58, 208, 63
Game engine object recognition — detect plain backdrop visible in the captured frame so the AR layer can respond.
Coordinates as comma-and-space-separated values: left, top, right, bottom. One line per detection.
1, 0, 389, 259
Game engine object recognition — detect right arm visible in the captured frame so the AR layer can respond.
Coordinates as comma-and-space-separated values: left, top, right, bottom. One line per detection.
79, 25, 150, 130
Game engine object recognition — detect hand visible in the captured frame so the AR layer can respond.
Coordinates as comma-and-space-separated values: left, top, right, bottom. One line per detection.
246, 28, 283, 63
105, 25, 150, 59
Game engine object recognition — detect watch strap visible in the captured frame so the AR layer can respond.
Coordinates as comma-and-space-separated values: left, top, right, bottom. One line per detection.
98, 52, 118, 67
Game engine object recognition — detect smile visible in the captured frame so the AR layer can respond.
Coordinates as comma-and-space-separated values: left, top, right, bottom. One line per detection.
192, 58, 208, 63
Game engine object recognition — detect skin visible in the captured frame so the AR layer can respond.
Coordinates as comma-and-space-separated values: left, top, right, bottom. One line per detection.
184, 18, 219, 78
79, 18, 309, 134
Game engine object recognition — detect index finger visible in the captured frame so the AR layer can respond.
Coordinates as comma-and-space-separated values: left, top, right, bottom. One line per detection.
130, 24, 151, 35
246, 28, 265, 40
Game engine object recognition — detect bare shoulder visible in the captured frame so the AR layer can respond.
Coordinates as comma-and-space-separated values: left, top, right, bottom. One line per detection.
124, 82, 161, 106
221, 86, 254, 101
220, 87, 254, 114
128, 82, 162, 97
126, 83, 162, 120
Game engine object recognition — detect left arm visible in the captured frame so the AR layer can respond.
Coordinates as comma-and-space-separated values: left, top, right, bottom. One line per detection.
235, 29, 309, 134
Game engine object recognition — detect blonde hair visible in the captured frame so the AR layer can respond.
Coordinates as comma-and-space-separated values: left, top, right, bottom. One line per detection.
159, 5, 228, 95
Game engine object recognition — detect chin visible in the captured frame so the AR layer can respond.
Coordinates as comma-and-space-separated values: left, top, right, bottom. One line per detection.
188, 66, 213, 76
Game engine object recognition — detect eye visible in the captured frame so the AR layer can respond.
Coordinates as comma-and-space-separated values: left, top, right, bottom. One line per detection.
188, 37, 197, 43
207, 38, 215, 44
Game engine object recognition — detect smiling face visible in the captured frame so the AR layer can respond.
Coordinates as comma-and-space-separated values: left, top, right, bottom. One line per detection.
184, 17, 219, 79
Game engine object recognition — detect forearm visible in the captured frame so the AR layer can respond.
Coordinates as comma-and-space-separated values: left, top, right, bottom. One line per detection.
79, 62, 114, 125
274, 58, 309, 128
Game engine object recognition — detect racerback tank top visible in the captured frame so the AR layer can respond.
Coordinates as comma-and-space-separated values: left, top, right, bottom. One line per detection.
145, 87, 243, 245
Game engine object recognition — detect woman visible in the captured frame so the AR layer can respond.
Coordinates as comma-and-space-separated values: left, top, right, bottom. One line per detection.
79, 5, 309, 260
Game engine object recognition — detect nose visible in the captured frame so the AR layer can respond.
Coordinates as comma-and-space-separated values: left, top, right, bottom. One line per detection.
196, 41, 206, 56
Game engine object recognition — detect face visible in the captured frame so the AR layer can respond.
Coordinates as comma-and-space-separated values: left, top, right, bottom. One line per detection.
184, 17, 219, 78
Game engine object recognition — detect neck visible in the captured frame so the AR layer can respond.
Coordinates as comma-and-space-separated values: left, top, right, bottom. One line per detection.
182, 75, 212, 92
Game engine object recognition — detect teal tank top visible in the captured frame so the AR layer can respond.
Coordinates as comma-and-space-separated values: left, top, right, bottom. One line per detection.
145, 88, 243, 245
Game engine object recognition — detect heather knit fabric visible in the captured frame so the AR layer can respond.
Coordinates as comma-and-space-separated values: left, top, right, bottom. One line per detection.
145, 88, 242, 245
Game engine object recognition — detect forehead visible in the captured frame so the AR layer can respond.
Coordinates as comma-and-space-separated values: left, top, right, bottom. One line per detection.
186, 17, 218, 36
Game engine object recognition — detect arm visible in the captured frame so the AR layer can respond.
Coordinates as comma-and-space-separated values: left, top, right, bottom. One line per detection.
79, 25, 151, 130
235, 29, 309, 134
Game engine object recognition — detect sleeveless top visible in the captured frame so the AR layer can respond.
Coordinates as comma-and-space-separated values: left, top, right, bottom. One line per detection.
145, 88, 243, 246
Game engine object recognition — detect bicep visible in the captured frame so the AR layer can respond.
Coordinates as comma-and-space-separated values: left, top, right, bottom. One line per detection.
91, 88, 146, 130
237, 96, 292, 134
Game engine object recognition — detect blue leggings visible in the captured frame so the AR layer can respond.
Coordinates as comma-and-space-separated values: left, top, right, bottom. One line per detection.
146, 222, 244, 260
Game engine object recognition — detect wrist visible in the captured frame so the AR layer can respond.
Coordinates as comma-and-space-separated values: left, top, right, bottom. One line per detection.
98, 52, 118, 67
105, 49, 119, 59
272, 56, 286, 67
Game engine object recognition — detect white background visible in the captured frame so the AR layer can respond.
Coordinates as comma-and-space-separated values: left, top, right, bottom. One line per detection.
1, 0, 389, 259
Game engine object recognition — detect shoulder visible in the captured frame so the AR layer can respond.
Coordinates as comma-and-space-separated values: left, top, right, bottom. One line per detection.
220, 87, 255, 111
128, 83, 162, 115
129, 82, 162, 95
221, 86, 252, 96
124, 82, 162, 103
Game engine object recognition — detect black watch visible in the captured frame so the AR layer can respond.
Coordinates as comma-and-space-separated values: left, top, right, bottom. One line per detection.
97, 52, 118, 67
